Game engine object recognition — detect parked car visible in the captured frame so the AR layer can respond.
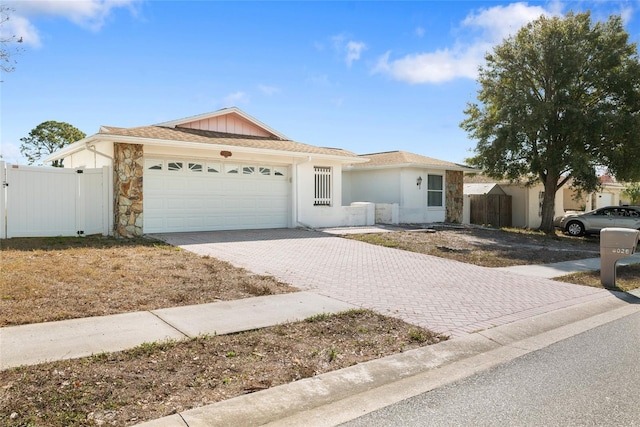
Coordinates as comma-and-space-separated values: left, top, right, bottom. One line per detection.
554, 206, 640, 237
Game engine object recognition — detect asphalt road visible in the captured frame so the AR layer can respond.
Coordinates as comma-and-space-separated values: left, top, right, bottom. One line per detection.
341, 310, 640, 427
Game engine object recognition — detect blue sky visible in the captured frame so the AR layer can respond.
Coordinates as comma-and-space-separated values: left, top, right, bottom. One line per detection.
1, 0, 639, 165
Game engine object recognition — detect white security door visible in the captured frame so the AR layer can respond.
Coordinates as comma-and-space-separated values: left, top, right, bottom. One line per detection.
143, 159, 290, 233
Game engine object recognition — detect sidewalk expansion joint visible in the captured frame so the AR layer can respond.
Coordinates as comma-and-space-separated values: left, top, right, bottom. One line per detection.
148, 311, 191, 339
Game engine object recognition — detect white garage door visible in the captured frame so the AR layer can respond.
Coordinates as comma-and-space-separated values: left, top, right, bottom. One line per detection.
143, 159, 290, 233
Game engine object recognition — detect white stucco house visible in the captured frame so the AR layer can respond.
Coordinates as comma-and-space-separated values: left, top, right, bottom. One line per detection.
563, 175, 632, 211
43, 108, 471, 237
343, 151, 475, 224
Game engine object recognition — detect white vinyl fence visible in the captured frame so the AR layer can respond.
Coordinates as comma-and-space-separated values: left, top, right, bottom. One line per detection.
0, 161, 112, 239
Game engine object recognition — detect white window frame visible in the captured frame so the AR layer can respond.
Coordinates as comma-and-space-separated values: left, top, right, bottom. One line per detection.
427, 174, 443, 207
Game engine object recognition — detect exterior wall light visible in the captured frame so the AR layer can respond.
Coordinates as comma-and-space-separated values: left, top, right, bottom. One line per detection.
417, 176, 422, 189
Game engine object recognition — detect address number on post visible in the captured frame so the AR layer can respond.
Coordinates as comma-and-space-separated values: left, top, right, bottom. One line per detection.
610, 248, 631, 255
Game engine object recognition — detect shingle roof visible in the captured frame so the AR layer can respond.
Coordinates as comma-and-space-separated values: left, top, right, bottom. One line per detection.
355, 150, 473, 170
98, 125, 359, 158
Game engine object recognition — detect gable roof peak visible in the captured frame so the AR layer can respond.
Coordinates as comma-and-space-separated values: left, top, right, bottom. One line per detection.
153, 107, 289, 140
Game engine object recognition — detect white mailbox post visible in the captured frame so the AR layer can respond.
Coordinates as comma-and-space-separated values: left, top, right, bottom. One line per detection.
600, 228, 640, 288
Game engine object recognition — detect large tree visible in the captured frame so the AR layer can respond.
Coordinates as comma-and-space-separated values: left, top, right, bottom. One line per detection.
20, 121, 86, 167
461, 12, 640, 233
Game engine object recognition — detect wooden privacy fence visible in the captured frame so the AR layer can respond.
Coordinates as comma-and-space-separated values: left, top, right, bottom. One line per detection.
0, 161, 112, 238
469, 194, 512, 228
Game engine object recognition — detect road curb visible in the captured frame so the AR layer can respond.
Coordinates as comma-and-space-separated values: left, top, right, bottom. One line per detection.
136, 292, 640, 427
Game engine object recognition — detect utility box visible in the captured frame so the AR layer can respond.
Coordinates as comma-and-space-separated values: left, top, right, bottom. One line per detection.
600, 228, 640, 288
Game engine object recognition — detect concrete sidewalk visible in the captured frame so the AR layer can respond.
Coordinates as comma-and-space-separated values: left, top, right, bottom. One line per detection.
497, 252, 640, 279
0, 292, 355, 370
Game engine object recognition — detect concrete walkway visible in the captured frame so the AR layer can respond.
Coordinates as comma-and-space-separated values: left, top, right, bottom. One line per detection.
498, 252, 640, 279
0, 293, 354, 370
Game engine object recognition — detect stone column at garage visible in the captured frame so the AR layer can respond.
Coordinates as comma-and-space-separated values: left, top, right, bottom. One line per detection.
114, 143, 144, 238
445, 170, 463, 224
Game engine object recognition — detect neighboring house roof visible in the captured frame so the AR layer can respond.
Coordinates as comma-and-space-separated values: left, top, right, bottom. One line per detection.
351, 150, 475, 172
464, 183, 507, 195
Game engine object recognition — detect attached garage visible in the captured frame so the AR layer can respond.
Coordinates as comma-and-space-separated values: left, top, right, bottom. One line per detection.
143, 158, 290, 233
43, 107, 368, 237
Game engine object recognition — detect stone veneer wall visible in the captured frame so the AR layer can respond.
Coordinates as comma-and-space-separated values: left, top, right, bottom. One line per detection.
445, 170, 463, 223
114, 143, 144, 237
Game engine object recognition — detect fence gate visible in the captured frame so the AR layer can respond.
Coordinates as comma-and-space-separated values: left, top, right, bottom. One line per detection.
0, 161, 112, 238
469, 194, 512, 228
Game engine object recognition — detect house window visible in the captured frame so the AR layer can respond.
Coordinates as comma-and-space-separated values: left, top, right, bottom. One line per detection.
188, 162, 203, 172
314, 166, 332, 206
145, 160, 163, 171
225, 164, 240, 174
427, 174, 443, 207
168, 162, 183, 172
259, 166, 271, 176
207, 163, 221, 173
538, 191, 544, 217
243, 166, 256, 175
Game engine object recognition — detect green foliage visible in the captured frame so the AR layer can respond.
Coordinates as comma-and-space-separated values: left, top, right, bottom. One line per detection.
461, 12, 640, 233
19, 121, 86, 167
622, 182, 640, 205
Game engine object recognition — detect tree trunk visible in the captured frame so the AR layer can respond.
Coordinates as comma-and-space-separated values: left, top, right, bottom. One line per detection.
539, 178, 558, 234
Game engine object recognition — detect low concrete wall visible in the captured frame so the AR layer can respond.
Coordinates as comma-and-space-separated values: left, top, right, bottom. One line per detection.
375, 203, 399, 224
341, 202, 375, 226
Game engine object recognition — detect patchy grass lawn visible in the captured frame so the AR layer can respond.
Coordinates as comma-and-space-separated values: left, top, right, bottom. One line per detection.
0, 236, 295, 326
345, 226, 639, 290
345, 226, 601, 267
0, 309, 446, 427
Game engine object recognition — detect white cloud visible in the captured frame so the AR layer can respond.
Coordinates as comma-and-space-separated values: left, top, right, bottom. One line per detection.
331, 33, 367, 67
461, 2, 554, 43
374, 2, 559, 84
4, 0, 139, 46
345, 40, 366, 67
221, 91, 249, 107
1, 12, 41, 47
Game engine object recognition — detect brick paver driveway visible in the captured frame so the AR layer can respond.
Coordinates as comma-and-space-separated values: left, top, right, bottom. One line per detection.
153, 229, 609, 337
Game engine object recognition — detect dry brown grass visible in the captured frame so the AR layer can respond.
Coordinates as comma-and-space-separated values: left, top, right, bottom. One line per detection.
556, 264, 640, 291
0, 310, 445, 426
345, 226, 601, 267
0, 236, 294, 326
345, 226, 639, 289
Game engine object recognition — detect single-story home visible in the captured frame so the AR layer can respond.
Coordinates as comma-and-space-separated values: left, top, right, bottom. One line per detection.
563, 175, 632, 211
44, 108, 472, 237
